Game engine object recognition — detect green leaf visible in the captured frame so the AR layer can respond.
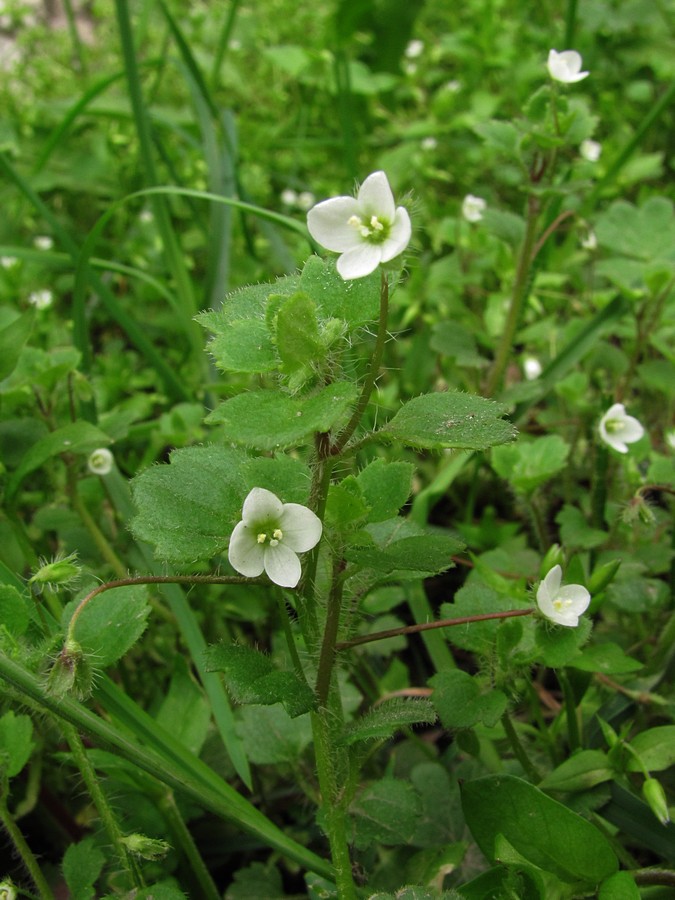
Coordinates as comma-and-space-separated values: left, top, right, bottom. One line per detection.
568, 642, 642, 675
539, 750, 614, 793
429, 322, 488, 368
226, 862, 285, 899
556, 505, 608, 550
235, 704, 313, 765
131, 444, 247, 564
62, 837, 105, 900
595, 196, 675, 265
474, 119, 521, 157
382, 392, 516, 451
205, 382, 357, 451
439, 583, 525, 654
482, 208, 526, 248
206, 644, 316, 718
340, 699, 437, 746
350, 777, 422, 850
0, 585, 31, 637
626, 726, 675, 773
299, 255, 381, 328
533, 615, 592, 668
598, 871, 640, 900
155, 655, 211, 755
67, 584, 150, 668
430, 670, 508, 729
347, 518, 463, 577
355, 459, 415, 522
273, 291, 323, 373
203, 317, 278, 374
0, 311, 33, 381
0, 710, 34, 777
6, 421, 111, 499
491, 435, 570, 495
241, 455, 312, 505
461, 774, 618, 883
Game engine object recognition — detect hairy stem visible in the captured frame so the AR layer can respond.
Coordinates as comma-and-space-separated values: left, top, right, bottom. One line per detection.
0, 799, 56, 900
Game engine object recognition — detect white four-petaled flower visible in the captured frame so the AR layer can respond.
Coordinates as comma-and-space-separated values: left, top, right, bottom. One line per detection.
536, 565, 590, 627
462, 194, 486, 223
599, 403, 645, 454
306, 171, 411, 280
88, 447, 114, 475
228, 488, 322, 588
547, 49, 589, 84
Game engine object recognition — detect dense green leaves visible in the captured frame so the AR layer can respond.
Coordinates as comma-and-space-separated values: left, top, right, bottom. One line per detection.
66, 584, 150, 668
430, 670, 508, 729
340, 699, 437, 746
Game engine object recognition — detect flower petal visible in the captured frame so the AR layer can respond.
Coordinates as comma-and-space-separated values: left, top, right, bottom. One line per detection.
357, 171, 396, 221
541, 564, 562, 599
242, 487, 283, 524
264, 543, 302, 588
558, 584, 591, 616
228, 522, 265, 577
337, 244, 382, 280
380, 206, 412, 262
307, 197, 362, 252
279, 503, 323, 552
618, 416, 645, 445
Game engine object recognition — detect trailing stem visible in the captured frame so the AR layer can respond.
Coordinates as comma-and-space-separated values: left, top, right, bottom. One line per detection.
0, 798, 55, 900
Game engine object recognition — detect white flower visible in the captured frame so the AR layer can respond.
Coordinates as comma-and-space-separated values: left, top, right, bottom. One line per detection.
33, 235, 54, 251
443, 79, 461, 93
405, 39, 425, 59
28, 289, 53, 310
228, 488, 322, 588
547, 49, 589, 84
421, 137, 438, 151
536, 565, 590, 627
297, 190, 316, 211
307, 171, 411, 280
581, 230, 597, 250
523, 356, 542, 380
599, 403, 645, 454
462, 194, 486, 223
0, 256, 18, 269
280, 188, 298, 206
666, 429, 675, 451
580, 139, 601, 162
139, 209, 154, 224
88, 448, 114, 475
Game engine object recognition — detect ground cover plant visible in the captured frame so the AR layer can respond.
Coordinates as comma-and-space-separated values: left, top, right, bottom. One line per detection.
0, 0, 674, 897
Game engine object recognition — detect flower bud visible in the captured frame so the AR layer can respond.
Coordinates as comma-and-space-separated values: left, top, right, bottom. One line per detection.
29, 553, 81, 591
0, 881, 17, 900
46, 638, 93, 700
540, 544, 565, 579
121, 833, 170, 860
87, 447, 114, 476
588, 559, 621, 596
642, 778, 671, 826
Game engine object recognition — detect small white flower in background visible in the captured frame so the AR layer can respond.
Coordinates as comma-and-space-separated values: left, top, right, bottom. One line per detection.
536, 565, 590, 627
581, 230, 598, 251
33, 235, 54, 251
139, 209, 154, 224
28, 289, 53, 310
547, 49, 589, 84
281, 188, 298, 206
523, 356, 542, 380
297, 190, 316, 211
580, 139, 602, 162
666, 429, 675, 451
462, 194, 486, 223
421, 136, 438, 151
443, 79, 462, 93
405, 39, 425, 59
403, 61, 418, 76
307, 171, 411, 280
88, 447, 114, 475
1, 256, 18, 269
599, 403, 645, 454
228, 487, 322, 588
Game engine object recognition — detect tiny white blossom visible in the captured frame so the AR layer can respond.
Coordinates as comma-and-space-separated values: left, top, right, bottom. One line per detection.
228, 487, 322, 588
523, 356, 542, 380
536, 565, 590, 627
139, 209, 154, 223
547, 49, 589, 84
297, 190, 316, 211
666, 429, 675, 451
443, 79, 462, 93
307, 171, 411, 280
34, 235, 54, 251
421, 136, 438, 151
28, 289, 53, 310
580, 139, 602, 162
462, 194, 486, 223
88, 447, 114, 475
280, 188, 298, 206
599, 403, 645, 454
405, 39, 425, 59
1, 256, 18, 269
581, 230, 598, 250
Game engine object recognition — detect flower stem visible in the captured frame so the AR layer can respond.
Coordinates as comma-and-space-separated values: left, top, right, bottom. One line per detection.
315, 556, 346, 707
0, 798, 55, 900
158, 791, 221, 900
558, 669, 581, 751
485, 193, 540, 396
60, 720, 145, 889
501, 710, 543, 782
330, 271, 389, 455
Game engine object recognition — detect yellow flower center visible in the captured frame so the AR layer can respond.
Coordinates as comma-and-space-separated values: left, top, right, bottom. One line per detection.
348, 213, 389, 244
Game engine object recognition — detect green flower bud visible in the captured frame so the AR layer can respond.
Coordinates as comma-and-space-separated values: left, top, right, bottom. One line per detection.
121, 833, 171, 860
46, 638, 93, 700
540, 544, 565, 579
642, 778, 671, 826
29, 553, 81, 591
588, 559, 621, 596
0, 880, 17, 900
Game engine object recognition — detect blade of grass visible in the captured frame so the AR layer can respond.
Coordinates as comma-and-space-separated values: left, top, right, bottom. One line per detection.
0, 151, 189, 402
211, 0, 243, 88
0, 651, 333, 880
